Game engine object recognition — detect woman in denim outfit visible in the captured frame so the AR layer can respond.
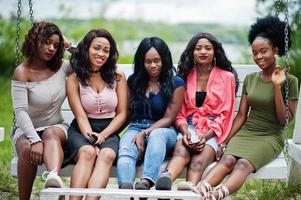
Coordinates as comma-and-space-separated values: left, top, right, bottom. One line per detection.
116, 37, 185, 190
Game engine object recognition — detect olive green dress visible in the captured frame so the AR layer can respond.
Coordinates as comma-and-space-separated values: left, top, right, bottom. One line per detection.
224, 72, 299, 171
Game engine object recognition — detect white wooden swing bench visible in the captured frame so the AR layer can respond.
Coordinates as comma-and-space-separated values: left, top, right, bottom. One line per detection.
11, 64, 301, 200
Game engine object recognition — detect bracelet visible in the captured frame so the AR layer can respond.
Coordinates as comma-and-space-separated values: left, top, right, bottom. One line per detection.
220, 144, 227, 152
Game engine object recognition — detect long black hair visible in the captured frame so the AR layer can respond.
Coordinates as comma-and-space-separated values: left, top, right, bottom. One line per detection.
70, 28, 119, 87
129, 37, 175, 104
178, 32, 239, 93
248, 16, 291, 56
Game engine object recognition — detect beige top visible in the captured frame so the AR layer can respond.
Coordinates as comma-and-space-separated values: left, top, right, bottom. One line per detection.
11, 61, 71, 146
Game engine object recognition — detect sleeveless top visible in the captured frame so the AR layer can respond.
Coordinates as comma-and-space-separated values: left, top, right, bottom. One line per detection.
79, 81, 117, 119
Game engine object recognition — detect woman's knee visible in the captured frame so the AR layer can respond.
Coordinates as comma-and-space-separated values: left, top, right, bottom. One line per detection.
16, 138, 31, 158
172, 143, 190, 162
234, 159, 255, 173
78, 146, 97, 161
98, 148, 116, 164
219, 155, 237, 170
189, 156, 210, 171
42, 127, 65, 142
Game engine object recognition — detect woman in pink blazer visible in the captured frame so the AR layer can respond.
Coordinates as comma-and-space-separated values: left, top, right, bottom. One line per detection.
155, 32, 238, 191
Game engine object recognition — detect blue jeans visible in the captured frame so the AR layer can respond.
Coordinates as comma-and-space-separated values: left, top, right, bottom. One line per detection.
116, 121, 177, 187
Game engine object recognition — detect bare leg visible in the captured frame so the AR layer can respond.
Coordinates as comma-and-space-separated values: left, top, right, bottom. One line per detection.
70, 145, 97, 200
186, 145, 215, 185
204, 155, 237, 187
221, 158, 255, 194
165, 140, 191, 180
42, 127, 66, 173
15, 136, 37, 200
207, 158, 255, 200
86, 148, 116, 200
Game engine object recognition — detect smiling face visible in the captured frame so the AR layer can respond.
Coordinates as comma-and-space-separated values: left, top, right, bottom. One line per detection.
251, 37, 278, 69
37, 34, 60, 61
193, 38, 215, 67
144, 47, 162, 80
88, 37, 110, 69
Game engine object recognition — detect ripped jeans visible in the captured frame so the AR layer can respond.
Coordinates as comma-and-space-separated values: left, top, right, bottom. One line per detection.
116, 120, 177, 187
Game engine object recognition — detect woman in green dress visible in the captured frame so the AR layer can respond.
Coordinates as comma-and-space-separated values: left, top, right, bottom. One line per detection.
195, 16, 299, 200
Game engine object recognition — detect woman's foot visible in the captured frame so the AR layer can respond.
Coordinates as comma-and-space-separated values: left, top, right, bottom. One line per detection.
207, 184, 229, 200
120, 182, 134, 189
177, 181, 195, 191
135, 179, 151, 190
155, 170, 172, 190
194, 180, 213, 197
42, 169, 64, 188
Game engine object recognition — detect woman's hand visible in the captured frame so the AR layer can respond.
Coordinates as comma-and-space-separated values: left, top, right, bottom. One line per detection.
132, 131, 146, 159
95, 133, 106, 145
30, 141, 43, 165
182, 131, 192, 147
271, 66, 286, 86
216, 143, 227, 161
84, 132, 97, 143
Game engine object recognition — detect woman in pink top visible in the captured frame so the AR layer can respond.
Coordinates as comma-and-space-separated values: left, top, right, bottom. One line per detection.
64, 29, 127, 200
156, 32, 238, 191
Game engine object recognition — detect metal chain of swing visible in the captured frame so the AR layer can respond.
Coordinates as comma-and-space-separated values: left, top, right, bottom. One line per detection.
276, 0, 290, 164
15, 0, 34, 67
13, 0, 35, 132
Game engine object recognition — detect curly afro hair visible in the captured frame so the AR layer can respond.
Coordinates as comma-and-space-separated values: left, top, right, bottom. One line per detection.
248, 16, 291, 56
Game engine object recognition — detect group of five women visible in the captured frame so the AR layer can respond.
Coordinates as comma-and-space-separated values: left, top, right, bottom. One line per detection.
11, 16, 299, 200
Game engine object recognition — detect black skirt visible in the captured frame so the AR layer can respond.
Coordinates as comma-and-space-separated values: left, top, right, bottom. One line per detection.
63, 118, 120, 167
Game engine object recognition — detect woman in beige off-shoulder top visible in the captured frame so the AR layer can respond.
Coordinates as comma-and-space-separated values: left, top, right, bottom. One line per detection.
11, 21, 71, 200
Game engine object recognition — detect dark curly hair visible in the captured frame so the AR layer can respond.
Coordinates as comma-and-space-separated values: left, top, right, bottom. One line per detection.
248, 16, 291, 56
178, 32, 239, 93
129, 37, 176, 105
22, 21, 64, 72
71, 28, 119, 87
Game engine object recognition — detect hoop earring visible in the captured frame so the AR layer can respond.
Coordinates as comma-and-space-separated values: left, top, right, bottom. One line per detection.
213, 57, 216, 66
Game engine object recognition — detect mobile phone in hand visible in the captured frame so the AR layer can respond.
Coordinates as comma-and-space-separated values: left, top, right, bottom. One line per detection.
91, 133, 98, 141
190, 133, 200, 143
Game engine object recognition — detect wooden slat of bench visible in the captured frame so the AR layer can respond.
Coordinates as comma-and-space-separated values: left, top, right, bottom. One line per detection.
39, 188, 199, 200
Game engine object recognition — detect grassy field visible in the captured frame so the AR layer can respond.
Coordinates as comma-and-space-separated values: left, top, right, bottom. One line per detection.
0, 75, 300, 200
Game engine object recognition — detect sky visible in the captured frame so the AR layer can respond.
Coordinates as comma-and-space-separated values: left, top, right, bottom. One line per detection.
0, 0, 258, 25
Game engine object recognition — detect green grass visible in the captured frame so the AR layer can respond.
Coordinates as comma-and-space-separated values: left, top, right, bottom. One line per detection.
233, 180, 301, 200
